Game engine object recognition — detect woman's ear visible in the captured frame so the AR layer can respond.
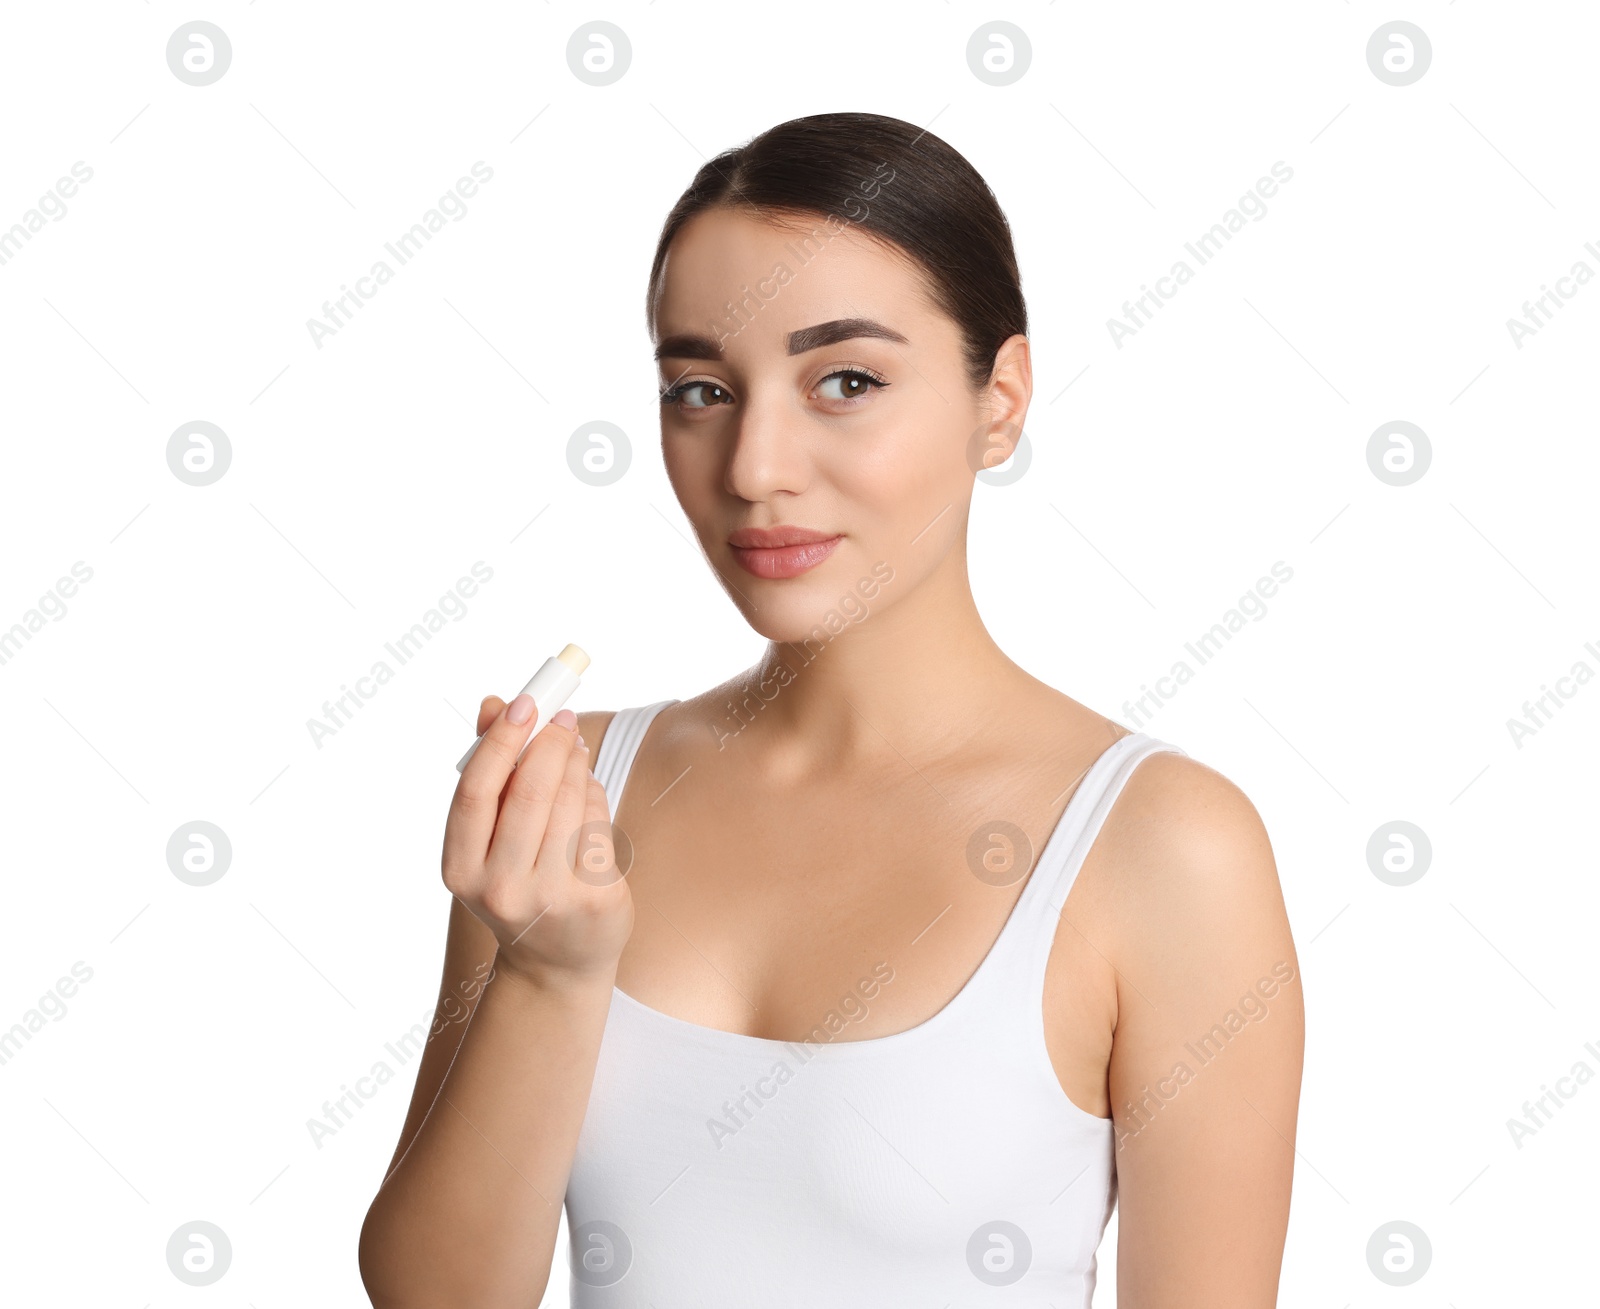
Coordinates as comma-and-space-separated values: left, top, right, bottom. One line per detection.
986, 334, 1032, 433
968, 335, 1032, 471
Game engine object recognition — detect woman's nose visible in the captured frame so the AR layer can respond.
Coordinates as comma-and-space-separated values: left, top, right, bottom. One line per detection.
722, 390, 811, 500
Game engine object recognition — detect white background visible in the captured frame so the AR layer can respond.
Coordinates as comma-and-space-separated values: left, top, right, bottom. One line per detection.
1, 1, 1595, 1304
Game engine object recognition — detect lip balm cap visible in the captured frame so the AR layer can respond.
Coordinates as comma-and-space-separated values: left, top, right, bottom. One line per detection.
556, 643, 590, 675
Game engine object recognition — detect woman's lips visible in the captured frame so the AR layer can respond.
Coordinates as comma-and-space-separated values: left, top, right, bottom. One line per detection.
729, 535, 843, 579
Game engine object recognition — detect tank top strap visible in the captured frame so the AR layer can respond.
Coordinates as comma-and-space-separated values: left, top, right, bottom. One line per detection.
1033, 732, 1187, 917
957, 731, 1189, 1020
591, 699, 678, 807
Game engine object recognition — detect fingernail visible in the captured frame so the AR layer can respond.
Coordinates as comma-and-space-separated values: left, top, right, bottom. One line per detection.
552, 708, 578, 730
507, 693, 534, 725
576, 733, 588, 750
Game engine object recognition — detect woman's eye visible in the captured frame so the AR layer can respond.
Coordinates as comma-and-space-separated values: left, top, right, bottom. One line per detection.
815, 369, 888, 403
660, 369, 889, 410
661, 381, 733, 409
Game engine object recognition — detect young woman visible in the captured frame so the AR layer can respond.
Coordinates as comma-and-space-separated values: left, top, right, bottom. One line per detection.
360, 112, 1304, 1308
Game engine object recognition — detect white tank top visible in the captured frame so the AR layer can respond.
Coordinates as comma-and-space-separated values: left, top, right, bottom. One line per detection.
565, 699, 1187, 1307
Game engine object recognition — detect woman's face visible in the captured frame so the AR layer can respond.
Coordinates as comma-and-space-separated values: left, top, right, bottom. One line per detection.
651, 204, 1027, 643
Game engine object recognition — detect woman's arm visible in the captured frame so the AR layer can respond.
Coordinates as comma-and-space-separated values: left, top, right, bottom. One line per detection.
1103, 754, 1305, 1307
359, 951, 616, 1307
358, 708, 623, 1308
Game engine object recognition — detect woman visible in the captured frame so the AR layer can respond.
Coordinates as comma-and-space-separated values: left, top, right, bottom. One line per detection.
360, 112, 1304, 1308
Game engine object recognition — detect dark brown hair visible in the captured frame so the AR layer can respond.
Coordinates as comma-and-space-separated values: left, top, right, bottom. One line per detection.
645, 111, 1027, 394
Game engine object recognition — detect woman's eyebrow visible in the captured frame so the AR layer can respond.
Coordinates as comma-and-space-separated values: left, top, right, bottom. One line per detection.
653, 317, 909, 362
653, 332, 722, 362
785, 318, 908, 355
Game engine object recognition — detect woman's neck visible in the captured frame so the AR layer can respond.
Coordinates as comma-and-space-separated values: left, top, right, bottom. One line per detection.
728, 552, 1035, 769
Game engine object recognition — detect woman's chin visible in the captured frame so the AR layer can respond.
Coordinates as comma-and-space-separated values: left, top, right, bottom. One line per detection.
720, 585, 859, 645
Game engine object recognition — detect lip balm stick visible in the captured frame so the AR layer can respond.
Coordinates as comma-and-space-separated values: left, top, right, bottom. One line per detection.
455, 642, 590, 772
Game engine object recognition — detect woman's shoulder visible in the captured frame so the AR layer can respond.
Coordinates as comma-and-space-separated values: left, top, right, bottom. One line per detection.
1086, 729, 1293, 981
573, 697, 681, 767
573, 708, 622, 760
1095, 708, 1277, 877
1029, 689, 1259, 835
1030, 683, 1267, 873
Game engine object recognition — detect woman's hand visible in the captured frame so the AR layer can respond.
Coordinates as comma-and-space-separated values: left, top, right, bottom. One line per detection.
441, 693, 633, 988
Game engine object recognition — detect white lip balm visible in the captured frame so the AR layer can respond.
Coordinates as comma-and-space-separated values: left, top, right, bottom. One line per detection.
455, 642, 590, 772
